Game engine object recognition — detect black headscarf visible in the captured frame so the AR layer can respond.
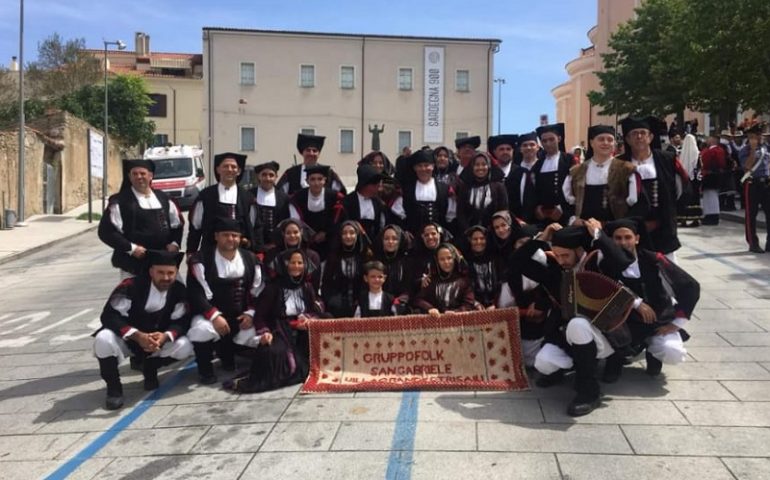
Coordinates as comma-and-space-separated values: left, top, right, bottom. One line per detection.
434, 243, 469, 280
374, 224, 411, 260
273, 248, 314, 290
272, 218, 315, 250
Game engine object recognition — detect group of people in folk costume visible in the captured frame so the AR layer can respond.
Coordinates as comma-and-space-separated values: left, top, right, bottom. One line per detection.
95, 116, 718, 416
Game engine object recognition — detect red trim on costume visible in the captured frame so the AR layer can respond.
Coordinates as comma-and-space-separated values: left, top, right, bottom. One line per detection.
119, 326, 131, 337
204, 307, 219, 321
744, 181, 753, 246
675, 309, 688, 319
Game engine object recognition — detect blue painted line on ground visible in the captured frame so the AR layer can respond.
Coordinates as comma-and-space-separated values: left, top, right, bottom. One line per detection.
687, 245, 770, 286
44, 361, 196, 480
385, 391, 420, 480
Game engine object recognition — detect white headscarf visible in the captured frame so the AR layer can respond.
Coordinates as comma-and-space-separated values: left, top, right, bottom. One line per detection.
680, 134, 699, 179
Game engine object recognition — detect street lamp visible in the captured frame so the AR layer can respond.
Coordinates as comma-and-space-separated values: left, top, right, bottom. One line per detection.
494, 78, 506, 135
16, 0, 26, 226
103, 39, 126, 211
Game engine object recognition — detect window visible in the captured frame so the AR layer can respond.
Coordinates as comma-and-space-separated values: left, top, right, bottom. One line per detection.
240, 62, 255, 85
398, 67, 413, 91
300, 128, 316, 136
340, 129, 354, 154
456, 131, 469, 139
398, 130, 412, 153
148, 94, 167, 117
152, 133, 169, 147
240, 127, 256, 151
340, 66, 355, 89
300, 64, 315, 87
456, 70, 470, 92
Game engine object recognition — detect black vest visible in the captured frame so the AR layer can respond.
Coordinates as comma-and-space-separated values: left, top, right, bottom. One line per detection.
402, 181, 449, 234
197, 185, 255, 250
111, 188, 173, 274
358, 291, 396, 317
252, 188, 290, 246
201, 248, 257, 326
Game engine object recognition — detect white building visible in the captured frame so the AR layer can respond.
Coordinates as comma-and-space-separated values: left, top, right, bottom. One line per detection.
202, 28, 501, 183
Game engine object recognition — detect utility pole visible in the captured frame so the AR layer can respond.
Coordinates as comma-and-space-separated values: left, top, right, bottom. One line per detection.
494, 78, 505, 135
16, 0, 26, 225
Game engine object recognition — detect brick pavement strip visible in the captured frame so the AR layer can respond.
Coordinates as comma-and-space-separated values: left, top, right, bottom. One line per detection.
2, 213, 770, 479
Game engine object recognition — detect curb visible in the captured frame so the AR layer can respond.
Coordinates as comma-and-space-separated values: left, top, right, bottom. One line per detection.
0, 224, 98, 266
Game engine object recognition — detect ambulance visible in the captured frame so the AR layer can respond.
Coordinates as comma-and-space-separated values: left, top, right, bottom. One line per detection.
143, 145, 206, 210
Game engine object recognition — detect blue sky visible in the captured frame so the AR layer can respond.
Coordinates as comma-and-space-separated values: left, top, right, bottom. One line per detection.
0, 0, 596, 134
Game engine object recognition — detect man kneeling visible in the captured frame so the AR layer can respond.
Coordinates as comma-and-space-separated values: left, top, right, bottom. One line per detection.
94, 250, 193, 410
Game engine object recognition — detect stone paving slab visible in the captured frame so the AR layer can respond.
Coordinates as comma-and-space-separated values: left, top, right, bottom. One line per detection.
477, 423, 632, 454
556, 453, 735, 480
720, 332, 770, 346
675, 400, 770, 426
688, 346, 770, 362
540, 399, 689, 425
93, 426, 210, 457
261, 421, 340, 452
720, 380, 770, 401
622, 425, 770, 457
720, 457, 770, 480
155, 399, 291, 428
331, 421, 477, 451
0, 432, 86, 461
656, 362, 770, 380
280, 398, 403, 422
189, 424, 272, 454
93, 453, 253, 480
239, 452, 390, 479
419, 397, 543, 423
409, 452, 561, 480
0, 458, 113, 480
600, 379, 737, 401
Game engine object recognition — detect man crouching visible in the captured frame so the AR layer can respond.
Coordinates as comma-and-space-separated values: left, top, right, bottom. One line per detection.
93, 250, 193, 410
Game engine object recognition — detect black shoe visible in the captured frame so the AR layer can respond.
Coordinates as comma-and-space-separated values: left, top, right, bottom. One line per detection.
602, 353, 624, 384
105, 394, 124, 410
645, 351, 663, 376
567, 394, 601, 417
749, 245, 765, 253
536, 370, 565, 388
199, 373, 218, 385
193, 341, 216, 380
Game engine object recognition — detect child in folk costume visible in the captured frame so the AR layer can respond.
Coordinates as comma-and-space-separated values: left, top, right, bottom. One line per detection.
373, 224, 414, 314
354, 261, 399, 318
413, 243, 478, 316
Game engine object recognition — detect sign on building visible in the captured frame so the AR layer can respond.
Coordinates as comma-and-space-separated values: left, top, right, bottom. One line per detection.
423, 46, 444, 144
88, 129, 104, 179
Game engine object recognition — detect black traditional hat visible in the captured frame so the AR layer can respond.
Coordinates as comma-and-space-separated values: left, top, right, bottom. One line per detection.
305, 164, 331, 178
408, 149, 435, 168
604, 217, 641, 236
487, 134, 519, 152
455, 136, 481, 149
146, 250, 184, 268
356, 164, 383, 188
586, 125, 616, 160
551, 226, 590, 250
213, 217, 242, 234
620, 116, 666, 155
213, 152, 247, 182
518, 132, 539, 144
297, 133, 326, 153
746, 124, 765, 135
254, 161, 280, 175
536, 123, 567, 152
121, 159, 155, 190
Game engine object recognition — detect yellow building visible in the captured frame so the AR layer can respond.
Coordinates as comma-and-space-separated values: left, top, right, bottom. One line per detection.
553, 0, 710, 149
84, 32, 203, 147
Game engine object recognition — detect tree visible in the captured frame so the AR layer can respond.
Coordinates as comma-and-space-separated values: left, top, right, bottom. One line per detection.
26, 33, 101, 99
590, 0, 770, 129
58, 75, 155, 147
588, 0, 692, 122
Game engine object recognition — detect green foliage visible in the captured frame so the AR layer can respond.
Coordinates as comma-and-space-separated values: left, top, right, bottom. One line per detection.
590, 0, 770, 123
57, 75, 156, 147
26, 33, 101, 98
0, 98, 47, 129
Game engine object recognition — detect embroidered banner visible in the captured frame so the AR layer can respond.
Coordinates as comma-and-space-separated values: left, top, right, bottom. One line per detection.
301, 308, 529, 393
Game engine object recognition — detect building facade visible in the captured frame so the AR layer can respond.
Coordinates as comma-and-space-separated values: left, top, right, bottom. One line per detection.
203, 28, 500, 184
86, 32, 204, 148
552, 0, 711, 149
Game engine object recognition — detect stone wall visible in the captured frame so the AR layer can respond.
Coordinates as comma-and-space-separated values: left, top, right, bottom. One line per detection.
0, 128, 46, 218
0, 111, 123, 218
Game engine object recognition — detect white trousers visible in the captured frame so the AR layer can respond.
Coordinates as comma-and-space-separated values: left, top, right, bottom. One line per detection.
93, 329, 193, 361
534, 317, 614, 375
521, 338, 543, 367
186, 315, 261, 348
647, 331, 687, 365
